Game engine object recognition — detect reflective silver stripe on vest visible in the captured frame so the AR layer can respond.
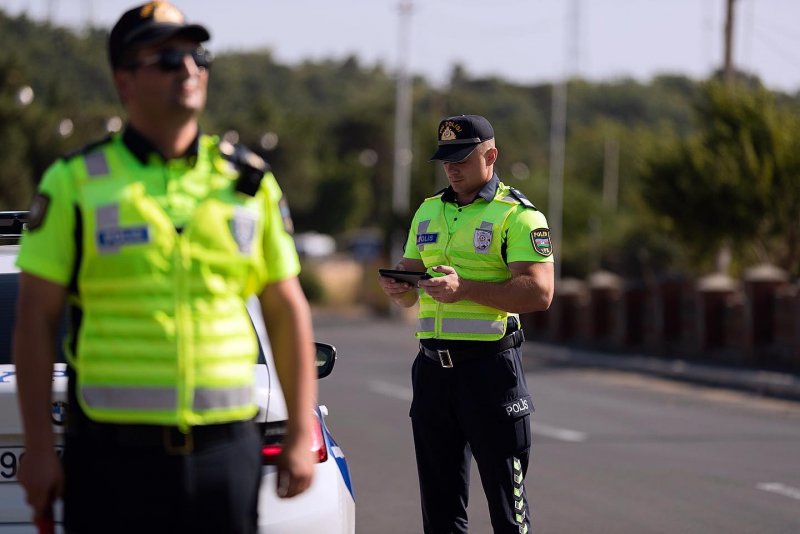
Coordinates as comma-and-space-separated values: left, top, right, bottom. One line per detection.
416, 317, 505, 336
82, 386, 176, 410
442, 318, 505, 335
82, 385, 253, 411
193, 386, 254, 410
417, 220, 431, 251
418, 317, 435, 332
84, 152, 110, 177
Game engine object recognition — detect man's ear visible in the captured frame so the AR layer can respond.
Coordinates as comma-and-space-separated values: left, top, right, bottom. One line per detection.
484, 147, 498, 166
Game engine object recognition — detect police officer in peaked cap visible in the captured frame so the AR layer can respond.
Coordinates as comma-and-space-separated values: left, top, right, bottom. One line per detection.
379, 114, 555, 533
13, 2, 318, 532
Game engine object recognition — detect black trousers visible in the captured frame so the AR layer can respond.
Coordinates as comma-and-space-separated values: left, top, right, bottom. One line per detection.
62, 420, 262, 534
410, 345, 533, 534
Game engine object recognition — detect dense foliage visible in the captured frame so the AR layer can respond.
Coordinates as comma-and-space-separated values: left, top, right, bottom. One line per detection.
1, 10, 799, 278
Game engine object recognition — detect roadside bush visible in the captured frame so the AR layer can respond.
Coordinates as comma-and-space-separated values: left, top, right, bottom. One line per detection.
298, 264, 325, 303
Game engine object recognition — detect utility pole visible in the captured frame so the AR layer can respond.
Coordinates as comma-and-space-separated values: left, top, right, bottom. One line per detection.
85, 0, 94, 28
723, 0, 738, 85
391, 0, 414, 263
548, 79, 566, 282
548, 0, 580, 282
46, 0, 57, 23
718, 0, 739, 274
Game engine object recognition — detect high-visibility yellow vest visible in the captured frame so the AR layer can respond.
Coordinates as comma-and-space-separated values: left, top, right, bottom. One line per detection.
413, 184, 523, 341
65, 135, 267, 429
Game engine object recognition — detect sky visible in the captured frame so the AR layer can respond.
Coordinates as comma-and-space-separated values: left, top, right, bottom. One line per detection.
2, 0, 800, 93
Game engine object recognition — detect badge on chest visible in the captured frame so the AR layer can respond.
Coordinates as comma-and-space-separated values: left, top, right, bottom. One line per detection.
473, 221, 494, 254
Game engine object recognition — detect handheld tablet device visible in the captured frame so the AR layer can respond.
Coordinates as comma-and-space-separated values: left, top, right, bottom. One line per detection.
378, 269, 431, 284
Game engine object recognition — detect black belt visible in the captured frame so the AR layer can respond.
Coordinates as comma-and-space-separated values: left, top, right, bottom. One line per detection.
419, 329, 525, 368
69, 415, 255, 455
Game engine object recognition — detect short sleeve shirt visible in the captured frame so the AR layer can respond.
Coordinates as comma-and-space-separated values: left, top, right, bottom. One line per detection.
16, 131, 300, 289
403, 178, 554, 265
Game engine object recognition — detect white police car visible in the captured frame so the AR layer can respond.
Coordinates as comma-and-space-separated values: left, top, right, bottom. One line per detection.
0, 212, 355, 533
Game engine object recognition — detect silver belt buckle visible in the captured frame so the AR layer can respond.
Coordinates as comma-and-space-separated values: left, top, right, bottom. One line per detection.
437, 349, 454, 368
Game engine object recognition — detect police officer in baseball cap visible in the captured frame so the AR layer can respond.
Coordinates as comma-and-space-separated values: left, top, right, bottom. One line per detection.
14, 3, 319, 533
379, 113, 555, 533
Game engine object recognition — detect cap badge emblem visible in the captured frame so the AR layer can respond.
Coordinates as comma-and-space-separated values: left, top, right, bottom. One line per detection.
141, 2, 184, 23
440, 127, 457, 141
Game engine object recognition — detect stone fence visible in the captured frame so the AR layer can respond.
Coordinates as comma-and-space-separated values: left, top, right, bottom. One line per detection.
521, 264, 800, 372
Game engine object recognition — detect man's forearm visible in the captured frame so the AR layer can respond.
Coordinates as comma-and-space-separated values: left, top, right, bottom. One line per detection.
261, 281, 316, 440
271, 320, 315, 437
460, 276, 551, 314
13, 312, 57, 452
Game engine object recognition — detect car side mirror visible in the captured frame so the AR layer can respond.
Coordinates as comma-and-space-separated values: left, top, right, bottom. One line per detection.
315, 342, 336, 379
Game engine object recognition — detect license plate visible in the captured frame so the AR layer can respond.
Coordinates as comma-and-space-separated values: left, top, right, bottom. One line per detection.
0, 447, 63, 483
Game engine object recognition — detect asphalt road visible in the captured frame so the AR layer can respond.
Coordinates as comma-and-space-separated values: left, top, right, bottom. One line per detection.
313, 311, 800, 534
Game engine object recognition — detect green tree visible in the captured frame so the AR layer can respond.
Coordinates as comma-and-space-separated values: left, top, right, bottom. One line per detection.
641, 81, 800, 275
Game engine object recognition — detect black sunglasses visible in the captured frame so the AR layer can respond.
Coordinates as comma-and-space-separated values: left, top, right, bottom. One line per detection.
126, 47, 213, 72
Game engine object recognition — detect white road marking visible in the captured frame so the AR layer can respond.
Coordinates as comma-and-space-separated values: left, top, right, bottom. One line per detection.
532, 423, 587, 442
756, 482, 800, 501
369, 380, 413, 402
369, 379, 588, 443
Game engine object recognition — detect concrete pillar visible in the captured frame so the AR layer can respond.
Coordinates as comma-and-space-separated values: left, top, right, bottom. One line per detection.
546, 277, 588, 343
696, 273, 744, 362
618, 280, 646, 348
773, 283, 800, 371
743, 263, 790, 366
587, 271, 622, 349
645, 276, 690, 355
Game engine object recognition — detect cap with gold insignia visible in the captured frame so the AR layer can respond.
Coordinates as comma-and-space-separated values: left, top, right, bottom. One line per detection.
429, 114, 495, 162
108, 1, 210, 70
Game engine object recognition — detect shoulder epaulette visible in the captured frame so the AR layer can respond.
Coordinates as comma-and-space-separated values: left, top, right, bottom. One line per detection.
62, 135, 114, 162
508, 187, 538, 210
219, 141, 271, 196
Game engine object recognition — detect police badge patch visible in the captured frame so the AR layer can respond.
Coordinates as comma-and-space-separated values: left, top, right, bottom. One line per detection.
531, 228, 552, 257
27, 193, 50, 231
231, 208, 257, 254
473, 228, 492, 254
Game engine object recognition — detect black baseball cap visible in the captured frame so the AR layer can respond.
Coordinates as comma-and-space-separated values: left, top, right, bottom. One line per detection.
108, 1, 210, 70
429, 115, 495, 162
